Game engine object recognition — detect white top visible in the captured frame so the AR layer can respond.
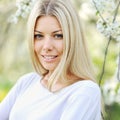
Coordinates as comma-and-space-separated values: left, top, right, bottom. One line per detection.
0, 72, 101, 120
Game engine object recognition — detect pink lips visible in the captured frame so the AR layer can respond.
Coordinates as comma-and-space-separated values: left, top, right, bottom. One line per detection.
41, 55, 57, 62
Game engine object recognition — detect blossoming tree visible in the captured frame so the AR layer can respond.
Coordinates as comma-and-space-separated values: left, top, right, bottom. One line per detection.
92, 0, 120, 105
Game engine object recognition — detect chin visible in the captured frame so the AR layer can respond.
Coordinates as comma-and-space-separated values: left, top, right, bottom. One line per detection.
44, 64, 58, 72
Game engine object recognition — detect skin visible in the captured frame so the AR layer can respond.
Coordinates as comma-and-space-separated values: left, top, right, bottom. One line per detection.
34, 16, 64, 91
34, 16, 63, 75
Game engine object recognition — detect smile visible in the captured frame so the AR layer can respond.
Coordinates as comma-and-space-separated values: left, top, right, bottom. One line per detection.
42, 55, 57, 61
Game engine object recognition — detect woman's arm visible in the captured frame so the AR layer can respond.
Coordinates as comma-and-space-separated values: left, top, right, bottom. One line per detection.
0, 79, 23, 119
0, 72, 38, 120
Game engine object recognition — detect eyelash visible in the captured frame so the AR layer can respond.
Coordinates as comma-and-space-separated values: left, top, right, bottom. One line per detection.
54, 34, 63, 39
34, 34, 63, 40
34, 34, 43, 40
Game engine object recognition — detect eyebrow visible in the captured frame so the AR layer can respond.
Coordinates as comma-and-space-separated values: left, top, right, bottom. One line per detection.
34, 30, 62, 33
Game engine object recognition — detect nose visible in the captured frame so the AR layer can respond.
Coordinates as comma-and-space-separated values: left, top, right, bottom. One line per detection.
43, 36, 53, 51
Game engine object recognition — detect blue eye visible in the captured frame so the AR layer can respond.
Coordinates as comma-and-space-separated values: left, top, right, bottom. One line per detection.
34, 34, 43, 40
54, 34, 63, 39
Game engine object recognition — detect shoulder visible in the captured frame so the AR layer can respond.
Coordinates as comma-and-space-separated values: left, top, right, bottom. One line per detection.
61, 81, 101, 120
17, 72, 41, 84
73, 80, 100, 93
15, 72, 42, 94
68, 80, 101, 100
19, 72, 40, 80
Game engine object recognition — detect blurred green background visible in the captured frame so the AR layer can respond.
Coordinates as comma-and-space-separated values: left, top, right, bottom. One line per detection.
0, 0, 120, 120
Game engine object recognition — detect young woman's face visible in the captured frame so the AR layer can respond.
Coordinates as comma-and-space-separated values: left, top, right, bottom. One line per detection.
34, 16, 63, 74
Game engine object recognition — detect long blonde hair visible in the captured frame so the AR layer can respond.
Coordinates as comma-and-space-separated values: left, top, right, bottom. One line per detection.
27, 0, 95, 90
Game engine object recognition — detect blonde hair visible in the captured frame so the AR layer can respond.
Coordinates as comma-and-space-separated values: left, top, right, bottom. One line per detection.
27, 0, 95, 90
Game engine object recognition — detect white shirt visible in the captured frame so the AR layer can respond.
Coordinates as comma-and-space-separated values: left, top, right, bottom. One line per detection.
0, 72, 101, 120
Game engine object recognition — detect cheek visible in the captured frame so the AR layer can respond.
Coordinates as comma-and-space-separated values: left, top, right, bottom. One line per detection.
34, 41, 41, 53
58, 42, 63, 53
55, 40, 63, 51
60, 46, 63, 53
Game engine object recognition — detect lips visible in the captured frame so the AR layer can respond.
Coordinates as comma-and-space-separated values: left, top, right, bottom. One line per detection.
41, 55, 57, 62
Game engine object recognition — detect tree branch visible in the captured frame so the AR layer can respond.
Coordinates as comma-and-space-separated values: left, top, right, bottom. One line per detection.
117, 45, 120, 81
98, 0, 120, 86
99, 37, 112, 86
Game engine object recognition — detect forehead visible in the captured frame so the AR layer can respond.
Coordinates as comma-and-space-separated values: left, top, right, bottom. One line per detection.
35, 16, 61, 31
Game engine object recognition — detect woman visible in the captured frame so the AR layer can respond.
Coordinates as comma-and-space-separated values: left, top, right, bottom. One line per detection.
0, 0, 101, 119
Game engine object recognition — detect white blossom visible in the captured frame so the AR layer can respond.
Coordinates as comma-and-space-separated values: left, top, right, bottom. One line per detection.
92, 0, 120, 42
96, 18, 120, 42
8, 0, 37, 24
93, 0, 116, 14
